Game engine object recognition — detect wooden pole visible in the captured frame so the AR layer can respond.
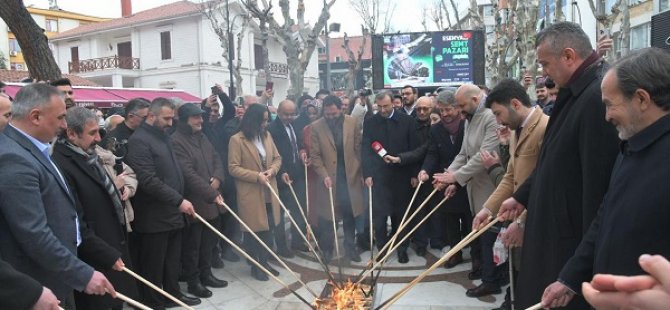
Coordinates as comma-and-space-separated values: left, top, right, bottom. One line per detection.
287, 182, 319, 250
389, 181, 423, 251
328, 186, 343, 281
194, 213, 313, 307
114, 291, 153, 310
217, 201, 318, 298
122, 267, 194, 310
525, 302, 543, 310
376, 218, 502, 310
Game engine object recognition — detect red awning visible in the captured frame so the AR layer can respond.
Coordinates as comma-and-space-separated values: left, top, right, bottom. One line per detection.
76, 88, 127, 102
105, 89, 202, 103
4, 85, 21, 99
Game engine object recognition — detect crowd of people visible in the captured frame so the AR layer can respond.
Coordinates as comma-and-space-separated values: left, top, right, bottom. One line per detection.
0, 21, 669, 310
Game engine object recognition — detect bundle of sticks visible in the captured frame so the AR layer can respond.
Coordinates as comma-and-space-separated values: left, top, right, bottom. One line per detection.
314, 281, 373, 310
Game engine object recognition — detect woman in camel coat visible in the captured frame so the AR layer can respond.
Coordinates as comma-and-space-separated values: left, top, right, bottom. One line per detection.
228, 104, 282, 281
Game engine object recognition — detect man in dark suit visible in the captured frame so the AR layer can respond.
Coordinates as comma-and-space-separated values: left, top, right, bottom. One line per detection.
125, 98, 199, 308
53, 107, 138, 310
0, 258, 61, 309
496, 22, 620, 309
399, 85, 418, 117
0, 83, 115, 309
362, 91, 419, 263
268, 99, 308, 257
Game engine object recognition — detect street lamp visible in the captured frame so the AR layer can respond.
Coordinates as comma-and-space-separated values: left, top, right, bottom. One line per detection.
324, 22, 340, 91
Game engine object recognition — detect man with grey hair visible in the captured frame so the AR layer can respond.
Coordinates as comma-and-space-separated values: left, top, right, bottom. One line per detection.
53, 107, 138, 309
495, 22, 619, 309
0, 83, 116, 308
125, 98, 200, 308
418, 89, 471, 265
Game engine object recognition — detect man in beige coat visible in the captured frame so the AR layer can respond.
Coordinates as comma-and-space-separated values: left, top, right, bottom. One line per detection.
310, 95, 365, 263
434, 83, 499, 280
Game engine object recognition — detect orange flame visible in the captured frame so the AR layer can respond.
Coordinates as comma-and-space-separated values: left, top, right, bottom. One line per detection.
314, 280, 372, 310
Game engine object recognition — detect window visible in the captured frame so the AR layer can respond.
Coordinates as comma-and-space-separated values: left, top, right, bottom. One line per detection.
160, 31, 171, 60
45, 19, 58, 32
318, 47, 326, 54
662, 0, 670, 12
335, 56, 342, 62
482, 4, 494, 17
630, 23, 650, 50
254, 44, 263, 69
9, 38, 21, 54
10, 63, 25, 71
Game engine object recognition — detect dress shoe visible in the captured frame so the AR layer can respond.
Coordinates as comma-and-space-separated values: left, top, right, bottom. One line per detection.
277, 247, 294, 258
222, 249, 240, 262
465, 282, 501, 298
211, 254, 225, 269
291, 242, 309, 252
415, 246, 427, 257
468, 268, 482, 280
251, 266, 269, 281
164, 295, 201, 308
187, 280, 212, 298
444, 251, 463, 268
201, 272, 228, 288
397, 250, 409, 264
262, 262, 280, 276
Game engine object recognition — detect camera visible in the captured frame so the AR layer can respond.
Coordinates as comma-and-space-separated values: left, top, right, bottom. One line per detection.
358, 88, 373, 97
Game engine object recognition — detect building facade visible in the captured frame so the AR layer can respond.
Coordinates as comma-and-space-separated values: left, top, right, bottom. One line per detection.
49, 0, 320, 100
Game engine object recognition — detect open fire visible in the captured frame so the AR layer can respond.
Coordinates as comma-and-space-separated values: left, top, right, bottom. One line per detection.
314, 280, 374, 310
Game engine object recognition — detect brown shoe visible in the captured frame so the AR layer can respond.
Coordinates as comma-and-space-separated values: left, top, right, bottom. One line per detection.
466, 282, 501, 297
444, 251, 463, 268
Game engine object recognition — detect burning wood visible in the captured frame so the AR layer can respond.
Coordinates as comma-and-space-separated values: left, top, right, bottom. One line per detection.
314, 280, 374, 310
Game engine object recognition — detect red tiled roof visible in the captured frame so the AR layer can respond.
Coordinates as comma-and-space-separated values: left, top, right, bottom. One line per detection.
0, 69, 99, 86
50, 1, 203, 40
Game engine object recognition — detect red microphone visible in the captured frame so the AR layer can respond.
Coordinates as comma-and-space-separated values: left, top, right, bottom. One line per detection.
371, 141, 387, 158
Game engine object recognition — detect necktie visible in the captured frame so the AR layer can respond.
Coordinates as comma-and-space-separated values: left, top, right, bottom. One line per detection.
288, 124, 298, 163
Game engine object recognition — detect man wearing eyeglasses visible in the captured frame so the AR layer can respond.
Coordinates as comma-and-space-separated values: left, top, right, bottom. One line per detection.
102, 98, 151, 152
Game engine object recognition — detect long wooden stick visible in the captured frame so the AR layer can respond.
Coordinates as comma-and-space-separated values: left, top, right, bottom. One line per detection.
217, 201, 318, 298
194, 213, 313, 307
122, 267, 194, 310
510, 247, 516, 310
328, 187, 343, 280
287, 182, 320, 250
357, 195, 450, 286
265, 183, 341, 289
368, 184, 374, 258
304, 162, 309, 222
524, 302, 543, 310
115, 291, 153, 310
376, 217, 502, 310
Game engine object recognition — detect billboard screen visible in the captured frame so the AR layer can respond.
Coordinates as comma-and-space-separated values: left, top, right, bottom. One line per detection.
372, 30, 485, 89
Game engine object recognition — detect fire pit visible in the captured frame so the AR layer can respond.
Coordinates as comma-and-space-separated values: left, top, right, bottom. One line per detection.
314, 280, 377, 310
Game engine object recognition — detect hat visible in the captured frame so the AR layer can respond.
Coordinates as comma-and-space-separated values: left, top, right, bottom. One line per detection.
178, 103, 205, 120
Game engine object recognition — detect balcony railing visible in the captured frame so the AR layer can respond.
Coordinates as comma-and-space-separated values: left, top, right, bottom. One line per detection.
268, 61, 288, 77
69, 55, 140, 73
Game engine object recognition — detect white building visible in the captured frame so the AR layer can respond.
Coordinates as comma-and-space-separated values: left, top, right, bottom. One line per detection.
49, 0, 320, 101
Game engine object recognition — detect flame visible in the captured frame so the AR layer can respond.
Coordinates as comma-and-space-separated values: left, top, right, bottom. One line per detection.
314, 280, 372, 310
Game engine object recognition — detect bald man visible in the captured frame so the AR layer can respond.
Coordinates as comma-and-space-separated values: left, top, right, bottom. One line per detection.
434, 84, 500, 288
0, 94, 11, 132
268, 99, 307, 256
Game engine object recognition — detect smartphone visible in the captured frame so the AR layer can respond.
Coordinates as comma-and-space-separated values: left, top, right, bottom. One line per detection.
265, 81, 274, 91
211, 85, 220, 95
600, 29, 611, 39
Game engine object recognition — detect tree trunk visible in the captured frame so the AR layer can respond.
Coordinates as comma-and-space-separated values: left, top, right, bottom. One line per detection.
287, 58, 305, 101
0, 0, 62, 81
619, 2, 630, 58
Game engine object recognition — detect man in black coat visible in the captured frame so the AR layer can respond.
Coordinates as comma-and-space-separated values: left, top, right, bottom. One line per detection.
418, 90, 470, 265
53, 107, 138, 310
496, 22, 620, 309
0, 258, 61, 309
102, 98, 150, 154
362, 91, 419, 263
125, 98, 200, 308
268, 99, 308, 257
540, 48, 670, 308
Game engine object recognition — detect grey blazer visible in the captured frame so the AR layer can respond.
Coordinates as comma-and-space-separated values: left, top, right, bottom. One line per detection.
0, 126, 94, 300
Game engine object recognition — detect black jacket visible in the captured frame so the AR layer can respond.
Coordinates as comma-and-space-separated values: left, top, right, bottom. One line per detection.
362, 110, 419, 180
126, 122, 186, 233
558, 114, 670, 292
268, 118, 304, 187
102, 122, 134, 152
512, 59, 620, 309
0, 258, 42, 309
52, 142, 138, 309
397, 118, 431, 173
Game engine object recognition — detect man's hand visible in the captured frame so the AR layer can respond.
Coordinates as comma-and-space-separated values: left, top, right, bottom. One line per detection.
418, 170, 429, 183
480, 150, 500, 169
120, 187, 130, 201
582, 254, 670, 310
433, 171, 456, 184
113, 172, 127, 190
502, 222, 524, 248
324, 177, 333, 188
111, 258, 125, 271
179, 199, 195, 216
496, 126, 511, 145
410, 177, 419, 188
498, 197, 525, 221
31, 287, 60, 310
472, 208, 492, 230
207, 94, 218, 108
596, 36, 613, 58
282, 172, 292, 185
383, 155, 401, 164
300, 150, 309, 165
365, 177, 373, 188
85, 271, 116, 297
210, 177, 221, 190
214, 195, 225, 206
444, 184, 457, 198
258, 172, 269, 184
542, 281, 575, 308
523, 73, 533, 89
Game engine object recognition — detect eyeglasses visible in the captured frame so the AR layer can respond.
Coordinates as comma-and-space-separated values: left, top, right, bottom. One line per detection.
130, 113, 148, 120
61, 90, 74, 96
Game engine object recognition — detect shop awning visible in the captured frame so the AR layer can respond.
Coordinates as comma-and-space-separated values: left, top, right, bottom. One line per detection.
104, 89, 202, 103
